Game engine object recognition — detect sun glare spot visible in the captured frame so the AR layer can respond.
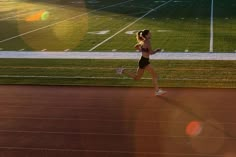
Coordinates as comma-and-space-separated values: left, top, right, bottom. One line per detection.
186, 120, 202, 137
25, 10, 50, 22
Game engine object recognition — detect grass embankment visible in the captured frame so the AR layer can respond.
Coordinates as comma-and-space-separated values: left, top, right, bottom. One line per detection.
0, 59, 235, 88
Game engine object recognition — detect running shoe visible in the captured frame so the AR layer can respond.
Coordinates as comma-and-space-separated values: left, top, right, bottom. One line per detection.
155, 89, 167, 96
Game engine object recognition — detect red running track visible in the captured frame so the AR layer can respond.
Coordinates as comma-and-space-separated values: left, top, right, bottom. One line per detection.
0, 85, 235, 157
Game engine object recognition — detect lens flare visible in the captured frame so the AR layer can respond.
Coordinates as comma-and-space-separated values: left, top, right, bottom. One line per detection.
25, 10, 49, 22
190, 119, 225, 154
18, 1, 88, 51
186, 121, 202, 137
25, 10, 45, 22
41, 11, 49, 21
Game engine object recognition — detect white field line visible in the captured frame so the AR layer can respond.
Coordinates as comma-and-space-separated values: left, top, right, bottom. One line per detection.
0, 5, 66, 21
89, 0, 174, 51
0, 75, 234, 82
0, 0, 133, 43
210, 0, 214, 52
0, 147, 224, 156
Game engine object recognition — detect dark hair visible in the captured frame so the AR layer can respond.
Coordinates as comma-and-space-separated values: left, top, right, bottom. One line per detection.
136, 29, 150, 42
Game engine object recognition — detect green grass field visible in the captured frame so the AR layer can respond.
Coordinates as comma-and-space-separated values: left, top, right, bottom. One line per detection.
0, 0, 235, 88
0, 59, 235, 88
0, 0, 235, 52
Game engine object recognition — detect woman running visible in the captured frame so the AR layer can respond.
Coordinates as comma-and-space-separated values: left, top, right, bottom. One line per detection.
116, 29, 166, 96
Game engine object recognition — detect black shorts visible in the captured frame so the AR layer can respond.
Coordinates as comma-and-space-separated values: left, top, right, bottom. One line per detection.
139, 56, 150, 69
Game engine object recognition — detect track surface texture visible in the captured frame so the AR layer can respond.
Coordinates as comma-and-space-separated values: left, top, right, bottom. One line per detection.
0, 85, 235, 157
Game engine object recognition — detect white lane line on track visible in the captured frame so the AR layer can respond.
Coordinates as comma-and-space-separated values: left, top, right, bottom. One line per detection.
2, 116, 236, 125
2, 105, 236, 113
210, 0, 214, 52
0, 75, 234, 82
0, 0, 133, 43
0, 130, 231, 139
89, 0, 174, 51
0, 146, 224, 156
